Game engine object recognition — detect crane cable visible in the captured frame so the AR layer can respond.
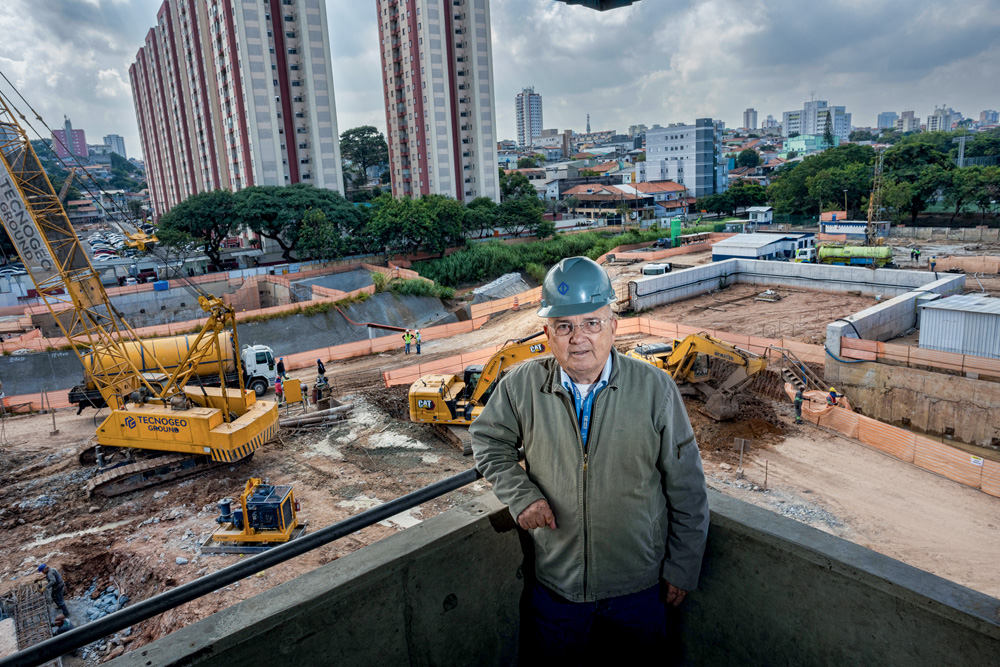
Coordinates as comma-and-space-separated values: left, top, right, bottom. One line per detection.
0, 68, 212, 304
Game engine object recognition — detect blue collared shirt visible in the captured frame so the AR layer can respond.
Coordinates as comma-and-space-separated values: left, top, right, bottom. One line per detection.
560, 355, 613, 447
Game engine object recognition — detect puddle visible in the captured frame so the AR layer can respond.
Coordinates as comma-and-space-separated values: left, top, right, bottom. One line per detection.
21, 519, 134, 550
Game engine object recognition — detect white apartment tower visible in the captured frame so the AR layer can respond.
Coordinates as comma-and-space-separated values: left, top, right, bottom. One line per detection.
516, 86, 543, 147
742, 108, 757, 131
783, 100, 851, 141
103, 134, 127, 159
639, 118, 727, 198
376, 0, 500, 202
129, 0, 345, 219
927, 106, 954, 132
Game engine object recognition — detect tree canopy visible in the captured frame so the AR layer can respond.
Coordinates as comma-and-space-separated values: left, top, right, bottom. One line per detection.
339, 125, 388, 188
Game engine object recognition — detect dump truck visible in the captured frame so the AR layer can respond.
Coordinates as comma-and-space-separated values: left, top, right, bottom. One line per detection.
795, 244, 894, 267
69, 332, 278, 410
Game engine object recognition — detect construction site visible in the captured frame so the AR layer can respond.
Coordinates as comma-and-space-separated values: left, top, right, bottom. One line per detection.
2, 98, 1000, 664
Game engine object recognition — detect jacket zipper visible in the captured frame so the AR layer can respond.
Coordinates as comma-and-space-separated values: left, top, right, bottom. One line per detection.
581, 387, 610, 602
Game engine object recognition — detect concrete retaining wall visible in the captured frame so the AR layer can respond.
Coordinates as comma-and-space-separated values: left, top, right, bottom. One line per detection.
0, 293, 457, 396
630, 259, 958, 314
825, 358, 1000, 448
109, 491, 1000, 667
891, 227, 1000, 242
824, 275, 965, 357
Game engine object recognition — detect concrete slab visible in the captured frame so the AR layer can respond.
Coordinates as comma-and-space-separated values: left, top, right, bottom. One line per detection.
294, 269, 374, 293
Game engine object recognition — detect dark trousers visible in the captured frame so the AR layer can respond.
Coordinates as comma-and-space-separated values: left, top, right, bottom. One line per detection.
52, 585, 69, 617
523, 581, 668, 664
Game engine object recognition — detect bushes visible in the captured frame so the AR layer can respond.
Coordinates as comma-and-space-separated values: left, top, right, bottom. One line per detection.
525, 262, 548, 284
415, 224, 719, 286
386, 277, 455, 300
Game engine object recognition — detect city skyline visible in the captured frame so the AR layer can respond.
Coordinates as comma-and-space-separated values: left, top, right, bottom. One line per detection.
0, 0, 997, 163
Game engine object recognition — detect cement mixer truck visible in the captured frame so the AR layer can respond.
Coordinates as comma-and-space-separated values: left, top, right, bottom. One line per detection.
69, 332, 278, 411
795, 244, 894, 268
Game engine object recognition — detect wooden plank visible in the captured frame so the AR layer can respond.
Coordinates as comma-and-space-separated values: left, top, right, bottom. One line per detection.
841, 338, 879, 352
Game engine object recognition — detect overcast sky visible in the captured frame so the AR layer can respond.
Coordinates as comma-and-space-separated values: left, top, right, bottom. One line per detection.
1, 0, 997, 163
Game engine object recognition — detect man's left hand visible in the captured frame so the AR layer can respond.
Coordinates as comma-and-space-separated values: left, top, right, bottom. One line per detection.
661, 580, 688, 607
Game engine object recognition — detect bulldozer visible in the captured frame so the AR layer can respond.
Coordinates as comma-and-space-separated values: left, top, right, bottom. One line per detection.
408, 331, 550, 453
626, 333, 769, 421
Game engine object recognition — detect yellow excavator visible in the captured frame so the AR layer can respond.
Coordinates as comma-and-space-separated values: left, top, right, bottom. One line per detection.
409, 332, 549, 453
626, 333, 769, 420
0, 91, 278, 497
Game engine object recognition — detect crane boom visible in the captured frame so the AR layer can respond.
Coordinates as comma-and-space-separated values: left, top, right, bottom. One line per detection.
866, 148, 885, 247
0, 90, 278, 494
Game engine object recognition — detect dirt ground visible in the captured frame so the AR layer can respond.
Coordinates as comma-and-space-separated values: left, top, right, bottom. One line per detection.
3, 254, 1000, 662
640, 282, 876, 344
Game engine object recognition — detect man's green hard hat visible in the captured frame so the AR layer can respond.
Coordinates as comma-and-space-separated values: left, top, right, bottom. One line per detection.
537, 256, 616, 318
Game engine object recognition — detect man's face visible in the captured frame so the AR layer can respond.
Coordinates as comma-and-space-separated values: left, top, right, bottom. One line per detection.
545, 306, 617, 384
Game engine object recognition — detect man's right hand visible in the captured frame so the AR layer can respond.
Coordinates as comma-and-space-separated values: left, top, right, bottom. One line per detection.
517, 499, 556, 530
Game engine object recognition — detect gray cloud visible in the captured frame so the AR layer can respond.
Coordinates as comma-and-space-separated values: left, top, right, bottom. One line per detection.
1, 0, 997, 166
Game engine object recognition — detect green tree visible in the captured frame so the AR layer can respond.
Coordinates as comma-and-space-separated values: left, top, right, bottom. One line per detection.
767, 144, 875, 215
736, 149, 761, 169
367, 194, 436, 256
465, 196, 499, 238
234, 184, 354, 262
579, 169, 600, 177
127, 199, 144, 220
421, 194, 467, 255
883, 142, 953, 225
966, 128, 1000, 158
517, 156, 540, 169
804, 163, 872, 218
339, 126, 388, 189
499, 169, 537, 201
158, 189, 239, 269
296, 209, 340, 260
972, 166, 1000, 223
156, 226, 202, 277
849, 129, 875, 142
822, 115, 836, 150
943, 167, 982, 223
728, 180, 768, 212
634, 152, 646, 162
499, 196, 548, 238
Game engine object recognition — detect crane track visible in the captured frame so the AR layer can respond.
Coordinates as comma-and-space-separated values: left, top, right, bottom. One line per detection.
86, 453, 231, 498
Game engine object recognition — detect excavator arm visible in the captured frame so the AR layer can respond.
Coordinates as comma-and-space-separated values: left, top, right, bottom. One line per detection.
630, 333, 769, 420
467, 331, 548, 405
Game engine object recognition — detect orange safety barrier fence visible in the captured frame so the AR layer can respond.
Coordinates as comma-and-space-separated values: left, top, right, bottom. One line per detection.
784, 382, 998, 499
470, 287, 542, 318
2, 389, 71, 413
934, 255, 1000, 275
841, 337, 1000, 377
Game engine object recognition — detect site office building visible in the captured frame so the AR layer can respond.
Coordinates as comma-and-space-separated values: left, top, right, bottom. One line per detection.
130, 0, 345, 236
377, 0, 500, 203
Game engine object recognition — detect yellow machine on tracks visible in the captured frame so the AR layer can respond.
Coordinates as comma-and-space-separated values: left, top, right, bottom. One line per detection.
408, 332, 549, 453
202, 478, 306, 554
626, 333, 769, 420
0, 91, 278, 497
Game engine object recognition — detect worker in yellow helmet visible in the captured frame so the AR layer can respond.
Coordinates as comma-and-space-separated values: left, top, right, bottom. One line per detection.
827, 387, 839, 407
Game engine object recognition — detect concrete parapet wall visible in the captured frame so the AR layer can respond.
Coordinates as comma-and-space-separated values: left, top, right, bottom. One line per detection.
825, 357, 1000, 449
629, 259, 956, 314
109, 491, 1000, 667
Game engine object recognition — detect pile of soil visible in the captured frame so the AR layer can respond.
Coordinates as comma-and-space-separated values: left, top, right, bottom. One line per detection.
356, 385, 411, 421
687, 395, 786, 465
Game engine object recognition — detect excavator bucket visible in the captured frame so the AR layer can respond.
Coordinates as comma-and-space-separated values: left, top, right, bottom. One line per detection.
702, 392, 740, 422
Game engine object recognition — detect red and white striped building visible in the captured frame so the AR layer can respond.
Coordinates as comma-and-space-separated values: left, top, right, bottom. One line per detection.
129, 0, 344, 220
376, 0, 499, 202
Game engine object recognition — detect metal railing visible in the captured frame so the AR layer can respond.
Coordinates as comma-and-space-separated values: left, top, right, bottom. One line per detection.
1, 467, 484, 667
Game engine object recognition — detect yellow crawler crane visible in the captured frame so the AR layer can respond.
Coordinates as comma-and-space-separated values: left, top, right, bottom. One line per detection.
0, 92, 278, 497
626, 332, 769, 420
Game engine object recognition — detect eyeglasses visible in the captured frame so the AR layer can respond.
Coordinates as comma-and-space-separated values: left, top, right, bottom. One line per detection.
550, 318, 612, 337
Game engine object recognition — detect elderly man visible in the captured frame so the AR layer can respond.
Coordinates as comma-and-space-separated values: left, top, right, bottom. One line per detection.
472, 256, 709, 658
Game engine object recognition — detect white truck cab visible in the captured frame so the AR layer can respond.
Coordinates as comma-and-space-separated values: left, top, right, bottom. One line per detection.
794, 247, 816, 263
241, 345, 278, 396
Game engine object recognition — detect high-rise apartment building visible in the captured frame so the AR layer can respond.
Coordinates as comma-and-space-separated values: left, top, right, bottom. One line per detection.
877, 112, 898, 130
103, 134, 127, 159
927, 106, 954, 132
742, 108, 757, 131
981, 110, 999, 126
130, 0, 344, 219
783, 100, 851, 141
376, 0, 499, 203
639, 118, 726, 198
52, 117, 88, 161
895, 110, 920, 132
515, 86, 543, 147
